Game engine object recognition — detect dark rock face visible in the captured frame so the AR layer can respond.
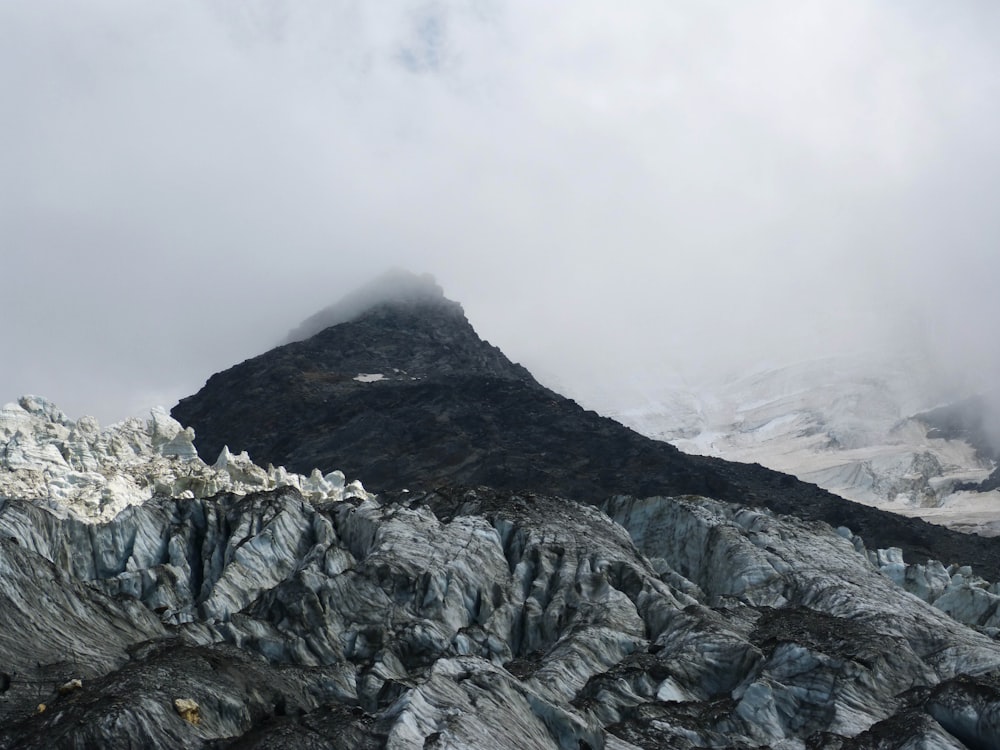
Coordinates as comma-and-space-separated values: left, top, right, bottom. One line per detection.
284, 269, 451, 345
917, 395, 1000, 464
917, 395, 1000, 494
173, 288, 1000, 578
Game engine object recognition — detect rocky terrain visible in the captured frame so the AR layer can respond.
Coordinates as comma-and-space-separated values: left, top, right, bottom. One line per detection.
4, 273, 1000, 748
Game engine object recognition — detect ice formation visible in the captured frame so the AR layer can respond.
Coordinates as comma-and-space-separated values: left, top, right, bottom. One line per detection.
0, 396, 368, 522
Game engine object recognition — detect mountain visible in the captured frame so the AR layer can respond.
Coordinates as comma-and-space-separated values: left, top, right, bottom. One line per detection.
5, 273, 1000, 747
172, 273, 1000, 576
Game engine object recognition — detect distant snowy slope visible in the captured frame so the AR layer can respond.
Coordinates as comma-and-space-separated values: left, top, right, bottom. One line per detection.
567, 352, 1000, 535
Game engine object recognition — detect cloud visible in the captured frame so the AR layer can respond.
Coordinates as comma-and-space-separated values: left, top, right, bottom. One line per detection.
1, 1, 999, 422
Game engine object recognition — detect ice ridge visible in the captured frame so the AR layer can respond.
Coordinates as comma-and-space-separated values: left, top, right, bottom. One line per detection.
0, 395, 368, 522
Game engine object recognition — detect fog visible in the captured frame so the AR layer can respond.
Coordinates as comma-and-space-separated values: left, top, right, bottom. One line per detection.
2, 1, 999, 424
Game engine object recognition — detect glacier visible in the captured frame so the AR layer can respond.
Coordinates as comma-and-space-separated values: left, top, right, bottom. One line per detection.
4, 398, 1000, 747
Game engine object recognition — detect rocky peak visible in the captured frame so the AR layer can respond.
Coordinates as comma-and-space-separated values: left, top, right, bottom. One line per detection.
288, 269, 454, 339
278, 269, 534, 383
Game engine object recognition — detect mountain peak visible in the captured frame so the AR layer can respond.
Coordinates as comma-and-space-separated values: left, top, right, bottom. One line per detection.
170, 282, 1000, 585
286, 269, 455, 343
275, 269, 531, 384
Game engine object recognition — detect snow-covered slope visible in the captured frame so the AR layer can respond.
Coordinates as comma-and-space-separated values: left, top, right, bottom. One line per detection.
0, 395, 370, 523
571, 353, 1000, 535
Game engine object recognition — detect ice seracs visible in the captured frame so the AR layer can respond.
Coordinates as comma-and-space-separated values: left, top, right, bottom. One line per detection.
6, 398, 1000, 745
0, 396, 369, 522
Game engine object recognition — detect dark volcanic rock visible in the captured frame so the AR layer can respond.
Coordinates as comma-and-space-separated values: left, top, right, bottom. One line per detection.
173, 277, 1000, 577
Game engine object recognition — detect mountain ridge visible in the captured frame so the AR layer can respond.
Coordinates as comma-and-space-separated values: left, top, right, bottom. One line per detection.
172, 276, 1000, 578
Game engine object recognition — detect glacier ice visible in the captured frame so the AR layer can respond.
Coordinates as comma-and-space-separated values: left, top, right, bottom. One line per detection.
0, 396, 370, 523
5, 400, 1000, 747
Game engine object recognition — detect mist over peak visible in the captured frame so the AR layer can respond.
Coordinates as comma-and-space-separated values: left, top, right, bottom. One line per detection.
1, 2, 999, 427
286, 269, 451, 343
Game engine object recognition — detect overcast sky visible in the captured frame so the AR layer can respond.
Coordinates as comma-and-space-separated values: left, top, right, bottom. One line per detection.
2, 1, 1000, 423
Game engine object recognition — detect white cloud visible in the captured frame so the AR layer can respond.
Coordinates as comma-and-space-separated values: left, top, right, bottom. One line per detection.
1, 1, 999, 421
